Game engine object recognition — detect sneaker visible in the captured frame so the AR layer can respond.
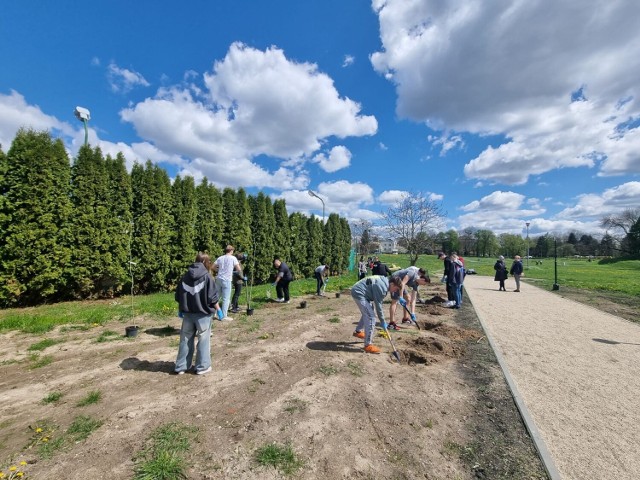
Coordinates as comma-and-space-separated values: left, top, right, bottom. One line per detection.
364, 344, 381, 354
388, 321, 400, 331
275, 298, 285, 303
284, 300, 290, 304
352, 331, 365, 339
230, 308, 240, 313
196, 366, 212, 375
221, 317, 234, 322
175, 370, 186, 375
401, 318, 412, 324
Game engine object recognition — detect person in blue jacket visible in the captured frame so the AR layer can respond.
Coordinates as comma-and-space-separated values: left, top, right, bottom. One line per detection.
510, 255, 524, 292
351, 275, 403, 354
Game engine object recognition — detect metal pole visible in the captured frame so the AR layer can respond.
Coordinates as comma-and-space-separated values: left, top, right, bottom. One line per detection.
83, 119, 88, 146
553, 238, 559, 290
526, 222, 530, 268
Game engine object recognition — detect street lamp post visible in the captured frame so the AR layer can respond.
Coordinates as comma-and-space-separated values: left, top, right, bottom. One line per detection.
525, 222, 530, 268
307, 189, 325, 223
74, 106, 91, 146
553, 237, 560, 291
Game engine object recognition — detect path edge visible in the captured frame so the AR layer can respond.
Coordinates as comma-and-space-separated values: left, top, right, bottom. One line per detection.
465, 288, 562, 480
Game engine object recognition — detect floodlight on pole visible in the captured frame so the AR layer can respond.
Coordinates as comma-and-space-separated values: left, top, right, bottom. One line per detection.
525, 221, 530, 268
307, 189, 325, 222
74, 106, 91, 146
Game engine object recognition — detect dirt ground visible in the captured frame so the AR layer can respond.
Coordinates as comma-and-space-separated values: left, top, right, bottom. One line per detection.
0, 282, 547, 479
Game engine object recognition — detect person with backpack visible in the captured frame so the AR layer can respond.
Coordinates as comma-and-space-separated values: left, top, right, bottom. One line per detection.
314, 263, 329, 296
174, 252, 222, 375
351, 275, 403, 354
510, 255, 524, 292
272, 257, 293, 303
446, 253, 465, 309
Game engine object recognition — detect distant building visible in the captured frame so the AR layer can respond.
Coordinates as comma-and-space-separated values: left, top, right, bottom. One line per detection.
380, 238, 407, 254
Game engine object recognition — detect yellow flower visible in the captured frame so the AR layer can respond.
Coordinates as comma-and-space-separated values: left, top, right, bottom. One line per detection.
9, 467, 17, 471
17, 473, 25, 478
0, 472, 5, 478
35, 427, 43, 433
19, 461, 27, 466
42, 437, 49, 442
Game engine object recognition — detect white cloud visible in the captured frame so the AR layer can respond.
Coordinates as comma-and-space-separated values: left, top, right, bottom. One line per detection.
554, 181, 640, 220
278, 181, 375, 218
428, 132, 464, 156
107, 62, 150, 94
0, 90, 73, 150
378, 190, 409, 205
120, 42, 377, 189
343, 55, 355, 67
371, 0, 640, 183
312, 145, 352, 172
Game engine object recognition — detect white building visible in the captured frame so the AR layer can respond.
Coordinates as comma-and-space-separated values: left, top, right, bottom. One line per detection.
380, 238, 398, 254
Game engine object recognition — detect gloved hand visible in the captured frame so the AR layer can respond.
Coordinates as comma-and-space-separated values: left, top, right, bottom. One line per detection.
217, 309, 224, 320
398, 297, 407, 307
380, 321, 388, 330
410, 313, 416, 322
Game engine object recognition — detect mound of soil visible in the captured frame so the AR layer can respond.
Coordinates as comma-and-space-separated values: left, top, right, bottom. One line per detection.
423, 294, 448, 304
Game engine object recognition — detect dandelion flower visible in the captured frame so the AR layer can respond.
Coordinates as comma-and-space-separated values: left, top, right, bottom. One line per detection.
35, 427, 43, 433
19, 461, 27, 466
9, 467, 17, 472
42, 437, 49, 442
0, 472, 5, 478
17, 473, 24, 478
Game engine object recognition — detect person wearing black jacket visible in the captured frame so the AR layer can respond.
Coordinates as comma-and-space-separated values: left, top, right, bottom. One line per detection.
174, 253, 221, 375
230, 253, 248, 313
272, 257, 293, 303
438, 252, 455, 304
371, 258, 391, 276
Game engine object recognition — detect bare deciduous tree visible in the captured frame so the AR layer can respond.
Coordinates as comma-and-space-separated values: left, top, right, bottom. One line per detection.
381, 192, 445, 265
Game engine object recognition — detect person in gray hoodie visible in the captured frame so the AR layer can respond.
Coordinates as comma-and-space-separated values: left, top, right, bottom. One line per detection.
351, 275, 403, 354
174, 252, 222, 375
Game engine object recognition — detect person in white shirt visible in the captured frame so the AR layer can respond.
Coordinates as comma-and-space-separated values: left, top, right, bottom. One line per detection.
314, 264, 329, 295
213, 245, 243, 321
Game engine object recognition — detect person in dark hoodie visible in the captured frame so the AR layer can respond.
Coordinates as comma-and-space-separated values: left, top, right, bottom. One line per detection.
174, 252, 222, 375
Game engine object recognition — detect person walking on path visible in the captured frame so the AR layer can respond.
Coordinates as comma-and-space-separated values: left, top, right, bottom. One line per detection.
174, 252, 222, 375
230, 252, 248, 313
494, 255, 508, 291
446, 253, 465, 308
510, 255, 524, 292
272, 257, 293, 303
351, 275, 403, 354
213, 245, 243, 321
388, 266, 430, 329
358, 256, 368, 280
438, 252, 455, 306
314, 263, 329, 296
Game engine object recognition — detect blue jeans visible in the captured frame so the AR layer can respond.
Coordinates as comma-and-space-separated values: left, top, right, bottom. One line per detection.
454, 284, 463, 308
352, 294, 376, 346
215, 278, 232, 318
175, 313, 212, 373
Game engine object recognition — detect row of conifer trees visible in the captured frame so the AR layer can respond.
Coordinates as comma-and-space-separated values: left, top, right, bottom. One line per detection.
0, 129, 352, 307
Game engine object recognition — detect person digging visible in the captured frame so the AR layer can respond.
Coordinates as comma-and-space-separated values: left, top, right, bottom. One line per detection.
388, 266, 430, 329
351, 275, 403, 354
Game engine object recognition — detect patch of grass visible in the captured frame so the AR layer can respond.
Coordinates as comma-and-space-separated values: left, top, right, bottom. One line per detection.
133, 422, 197, 480
67, 415, 104, 441
346, 361, 365, 377
76, 390, 102, 407
328, 317, 340, 323
254, 442, 304, 475
28, 353, 54, 369
42, 391, 63, 404
168, 337, 180, 348
248, 378, 266, 393
0, 358, 19, 366
318, 364, 339, 376
27, 338, 64, 351
95, 330, 121, 343
422, 418, 434, 428
283, 398, 308, 414
39, 435, 66, 459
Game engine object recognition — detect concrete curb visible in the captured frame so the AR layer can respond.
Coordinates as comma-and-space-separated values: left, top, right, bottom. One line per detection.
466, 288, 562, 480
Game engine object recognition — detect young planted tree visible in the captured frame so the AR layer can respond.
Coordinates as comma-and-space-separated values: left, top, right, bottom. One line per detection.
0, 129, 73, 306
382, 192, 445, 266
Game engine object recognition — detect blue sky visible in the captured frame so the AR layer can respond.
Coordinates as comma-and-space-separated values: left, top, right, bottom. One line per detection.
1, 0, 639, 239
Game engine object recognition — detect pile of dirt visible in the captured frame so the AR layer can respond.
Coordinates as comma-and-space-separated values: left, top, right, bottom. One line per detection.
423, 294, 448, 304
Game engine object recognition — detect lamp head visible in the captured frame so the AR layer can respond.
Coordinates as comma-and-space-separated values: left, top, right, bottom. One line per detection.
74, 106, 91, 121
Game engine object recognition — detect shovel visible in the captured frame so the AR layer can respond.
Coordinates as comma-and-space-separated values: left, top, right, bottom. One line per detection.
381, 323, 401, 363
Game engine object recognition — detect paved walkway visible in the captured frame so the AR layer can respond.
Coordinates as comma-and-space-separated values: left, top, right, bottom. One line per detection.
463, 275, 640, 480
